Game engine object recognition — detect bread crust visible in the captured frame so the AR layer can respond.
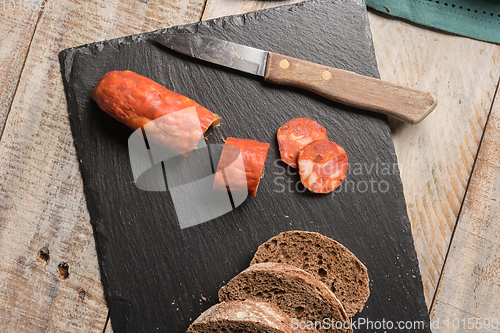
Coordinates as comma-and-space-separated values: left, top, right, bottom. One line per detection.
250, 230, 370, 317
187, 299, 317, 333
219, 262, 352, 333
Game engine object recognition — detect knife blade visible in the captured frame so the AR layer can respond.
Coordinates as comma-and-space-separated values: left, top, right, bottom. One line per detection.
152, 34, 437, 124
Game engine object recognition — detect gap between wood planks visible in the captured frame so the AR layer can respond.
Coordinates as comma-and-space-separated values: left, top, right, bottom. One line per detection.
429, 76, 500, 314
101, 309, 111, 333
0, 6, 45, 141
199, 0, 210, 22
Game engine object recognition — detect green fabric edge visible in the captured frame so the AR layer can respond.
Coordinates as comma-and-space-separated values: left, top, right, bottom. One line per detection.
365, 0, 500, 44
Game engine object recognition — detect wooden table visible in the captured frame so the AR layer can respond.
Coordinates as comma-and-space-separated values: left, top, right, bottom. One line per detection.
1, 0, 499, 331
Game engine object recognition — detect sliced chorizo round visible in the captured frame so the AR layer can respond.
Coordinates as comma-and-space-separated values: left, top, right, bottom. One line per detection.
277, 118, 328, 168
298, 140, 348, 194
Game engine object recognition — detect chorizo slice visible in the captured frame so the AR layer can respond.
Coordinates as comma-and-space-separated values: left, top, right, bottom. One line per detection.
298, 140, 348, 194
214, 138, 270, 196
91, 70, 221, 157
277, 118, 328, 168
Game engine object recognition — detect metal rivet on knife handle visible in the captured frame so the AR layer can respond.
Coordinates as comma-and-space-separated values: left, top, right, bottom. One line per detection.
321, 70, 332, 81
279, 59, 290, 70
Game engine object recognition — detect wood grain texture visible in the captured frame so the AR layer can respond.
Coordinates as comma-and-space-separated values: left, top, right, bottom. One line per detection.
367, 12, 500, 306
0, 0, 206, 332
201, 0, 303, 20
1, 0, 498, 331
60, 0, 430, 331
430, 84, 500, 331
0, 7, 39, 136
264, 52, 437, 124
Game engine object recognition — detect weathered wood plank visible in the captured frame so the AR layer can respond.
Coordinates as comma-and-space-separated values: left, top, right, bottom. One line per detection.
368, 13, 500, 306
0, 5, 39, 136
430, 83, 500, 331
104, 318, 112, 333
201, 0, 302, 20
0, 0, 206, 332
201, 0, 500, 309
2, 0, 497, 330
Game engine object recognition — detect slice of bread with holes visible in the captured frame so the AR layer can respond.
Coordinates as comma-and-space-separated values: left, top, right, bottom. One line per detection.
186, 299, 318, 333
250, 230, 369, 317
218, 262, 352, 333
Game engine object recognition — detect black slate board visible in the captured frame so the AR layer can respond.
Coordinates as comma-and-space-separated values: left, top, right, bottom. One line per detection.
59, 0, 431, 332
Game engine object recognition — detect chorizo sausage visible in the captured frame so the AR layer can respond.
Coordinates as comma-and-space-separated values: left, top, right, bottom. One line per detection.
91, 70, 221, 157
213, 137, 270, 196
298, 140, 348, 194
277, 118, 328, 168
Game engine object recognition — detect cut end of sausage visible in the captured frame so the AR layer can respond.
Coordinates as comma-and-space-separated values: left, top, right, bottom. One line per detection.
214, 137, 270, 197
91, 70, 221, 159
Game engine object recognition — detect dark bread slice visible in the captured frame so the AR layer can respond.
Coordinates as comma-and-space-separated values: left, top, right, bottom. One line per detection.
218, 263, 352, 333
250, 230, 370, 317
186, 299, 316, 333
250, 231, 369, 317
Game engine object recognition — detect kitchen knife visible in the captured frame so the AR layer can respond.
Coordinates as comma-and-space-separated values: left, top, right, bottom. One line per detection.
152, 34, 437, 124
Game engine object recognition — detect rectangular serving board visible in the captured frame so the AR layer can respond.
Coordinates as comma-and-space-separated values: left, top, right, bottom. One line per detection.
59, 0, 431, 332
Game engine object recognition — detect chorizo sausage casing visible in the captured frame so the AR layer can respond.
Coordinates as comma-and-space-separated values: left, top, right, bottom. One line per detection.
214, 137, 270, 196
91, 70, 221, 157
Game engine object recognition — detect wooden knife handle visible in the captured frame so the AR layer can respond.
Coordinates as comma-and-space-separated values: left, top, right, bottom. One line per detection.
263, 52, 437, 124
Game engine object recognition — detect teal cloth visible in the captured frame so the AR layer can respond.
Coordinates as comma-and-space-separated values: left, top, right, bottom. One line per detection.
365, 0, 500, 44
